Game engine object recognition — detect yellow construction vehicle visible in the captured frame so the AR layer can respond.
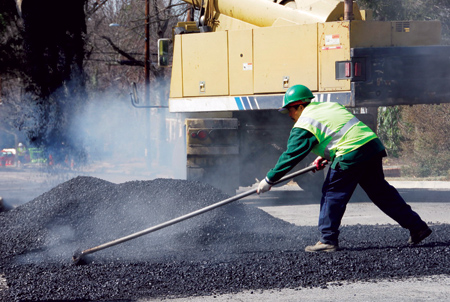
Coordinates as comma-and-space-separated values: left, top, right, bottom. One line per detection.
162, 0, 450, 194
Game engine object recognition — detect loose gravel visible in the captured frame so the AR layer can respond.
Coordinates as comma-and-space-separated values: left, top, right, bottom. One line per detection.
0, 176, 449, 301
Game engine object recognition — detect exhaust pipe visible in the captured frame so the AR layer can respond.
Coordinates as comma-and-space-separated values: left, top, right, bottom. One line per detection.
186, 5, 194, 22
344, 0, 354, 21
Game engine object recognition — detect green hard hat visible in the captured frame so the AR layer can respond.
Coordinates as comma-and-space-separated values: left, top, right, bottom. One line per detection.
281, 85, 315, 112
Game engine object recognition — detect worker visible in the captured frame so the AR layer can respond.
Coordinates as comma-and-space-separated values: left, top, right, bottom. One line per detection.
257, 84, 432, 252
16, 142, 27, 166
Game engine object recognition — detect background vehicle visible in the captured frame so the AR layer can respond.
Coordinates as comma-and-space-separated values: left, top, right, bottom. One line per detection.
0, 149, 16, 167
162, 0, 450, 194
0, 147, 48, 168
27, 148, 48, 166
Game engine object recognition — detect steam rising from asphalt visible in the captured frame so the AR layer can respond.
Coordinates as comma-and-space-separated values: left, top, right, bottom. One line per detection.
4, 83, 192, 263
42, 86, 191, 262
69, 88, 186, 181
0, 81, 187, 207
11, 174, 288, 264
21, 87, 301, 264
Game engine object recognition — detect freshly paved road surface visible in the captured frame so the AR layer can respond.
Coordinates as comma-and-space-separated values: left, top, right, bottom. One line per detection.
160, 182, 450, 302
0, 168, 449, 302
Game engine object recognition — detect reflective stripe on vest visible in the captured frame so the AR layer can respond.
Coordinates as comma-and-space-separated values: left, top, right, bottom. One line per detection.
297, 115, 360, 159
294, 102, 379, 160
324, 116, 359, 159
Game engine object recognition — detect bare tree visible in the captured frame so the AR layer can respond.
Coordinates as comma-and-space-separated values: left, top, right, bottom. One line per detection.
0, 0, 191, 164
84, 0, 191, 100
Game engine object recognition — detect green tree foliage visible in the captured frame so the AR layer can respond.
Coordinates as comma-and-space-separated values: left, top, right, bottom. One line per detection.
377, 106, 403, 157
400, 104, 450, 178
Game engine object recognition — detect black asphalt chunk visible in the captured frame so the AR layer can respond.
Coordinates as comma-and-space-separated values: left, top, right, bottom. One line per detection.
0, 176, 449, 301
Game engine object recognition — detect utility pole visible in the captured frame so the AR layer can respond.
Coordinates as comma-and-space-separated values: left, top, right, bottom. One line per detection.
145, 0, 150, 101
0, 76, 2, 105
145, 0, 151, 168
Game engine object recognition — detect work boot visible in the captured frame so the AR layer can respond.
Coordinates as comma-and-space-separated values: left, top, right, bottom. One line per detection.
408, 226, 432, 245
305, 241, 338, 252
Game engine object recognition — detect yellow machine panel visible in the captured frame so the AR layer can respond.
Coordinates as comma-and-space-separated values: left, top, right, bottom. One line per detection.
169, 35, 183, 98
350, 21, 392, 48
319, 21, 351, 92
228, 29, 254, 95
181, 31, 229, 97
360, 9, 373, 21
253, 24, 318, 93
349, 20, 441, 48
391, 21, 441, 46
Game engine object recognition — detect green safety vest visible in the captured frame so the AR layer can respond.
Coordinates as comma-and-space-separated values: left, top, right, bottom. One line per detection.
293, 102, 378, 160
17, 147, 27, 156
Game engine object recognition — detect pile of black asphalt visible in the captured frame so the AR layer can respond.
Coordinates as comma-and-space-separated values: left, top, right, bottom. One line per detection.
0, 176, 449, 302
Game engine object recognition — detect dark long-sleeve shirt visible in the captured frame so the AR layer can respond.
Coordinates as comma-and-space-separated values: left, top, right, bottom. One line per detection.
266, 127, 386, 183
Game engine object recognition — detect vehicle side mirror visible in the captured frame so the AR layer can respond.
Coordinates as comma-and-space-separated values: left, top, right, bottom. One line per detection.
158, 38, 170, 67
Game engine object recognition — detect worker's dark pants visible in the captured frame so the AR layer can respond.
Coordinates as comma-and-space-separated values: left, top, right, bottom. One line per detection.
318, 154, 427, 246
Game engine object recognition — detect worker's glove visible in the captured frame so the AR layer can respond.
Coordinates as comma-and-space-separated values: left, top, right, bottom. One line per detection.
257, 177, 274, 194
312, 157, 328, 173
